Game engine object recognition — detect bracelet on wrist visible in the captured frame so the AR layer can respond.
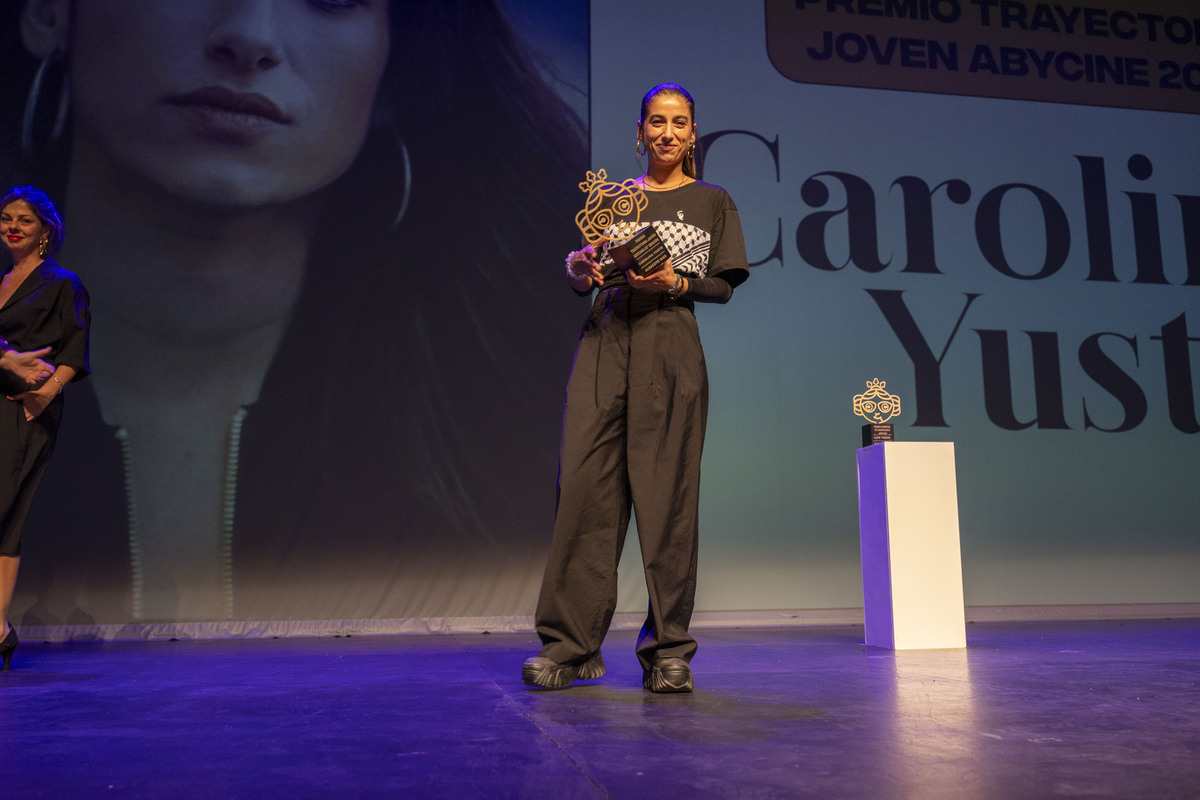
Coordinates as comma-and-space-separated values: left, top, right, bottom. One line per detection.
565, 251, 583, 280
52, 375, 64, 395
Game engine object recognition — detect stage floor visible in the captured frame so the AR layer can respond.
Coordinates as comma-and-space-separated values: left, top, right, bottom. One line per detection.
3, 619, 1198, 798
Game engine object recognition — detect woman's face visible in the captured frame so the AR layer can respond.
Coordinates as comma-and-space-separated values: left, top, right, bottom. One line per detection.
65, 0, 390, 207
1, 200, 47, 261
638, 94, 695, 172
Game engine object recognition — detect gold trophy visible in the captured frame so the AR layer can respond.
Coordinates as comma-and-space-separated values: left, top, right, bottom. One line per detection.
574, 169, 669, 276
853, 378, 901, 447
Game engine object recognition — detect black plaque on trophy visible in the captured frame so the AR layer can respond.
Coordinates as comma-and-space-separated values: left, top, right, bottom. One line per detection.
609, 225, 670, 276
861, 423, 894, 447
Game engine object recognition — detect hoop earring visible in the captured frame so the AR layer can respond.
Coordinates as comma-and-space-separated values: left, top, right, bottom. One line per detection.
389, 136, 412, 229
688, 142, 695, 158
22, 57, 70, 162
329, 127, 412, 231
636, 139, 646, 156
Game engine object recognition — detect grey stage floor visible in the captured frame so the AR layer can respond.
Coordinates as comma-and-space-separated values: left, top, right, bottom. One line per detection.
1, 619, 1198, 798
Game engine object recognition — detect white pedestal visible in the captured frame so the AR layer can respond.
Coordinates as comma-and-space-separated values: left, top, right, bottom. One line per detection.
856, 442, 966, 650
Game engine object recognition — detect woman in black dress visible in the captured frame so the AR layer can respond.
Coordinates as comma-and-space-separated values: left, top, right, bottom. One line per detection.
0, 185, 90, 669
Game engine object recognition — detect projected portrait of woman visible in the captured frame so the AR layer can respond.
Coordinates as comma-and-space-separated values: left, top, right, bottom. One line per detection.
0, 0, 586, 627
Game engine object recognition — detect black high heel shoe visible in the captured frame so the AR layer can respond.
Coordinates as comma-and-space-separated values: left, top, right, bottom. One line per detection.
1, 624, 17, 671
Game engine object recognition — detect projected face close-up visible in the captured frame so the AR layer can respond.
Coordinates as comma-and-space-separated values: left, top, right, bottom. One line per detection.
2, 0, 592, 629
55, 0, 389, 206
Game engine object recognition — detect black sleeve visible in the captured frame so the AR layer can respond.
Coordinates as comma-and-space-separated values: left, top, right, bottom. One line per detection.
706, 199, 750, 290
54, 276, 92, 380
683, 275, 734, 304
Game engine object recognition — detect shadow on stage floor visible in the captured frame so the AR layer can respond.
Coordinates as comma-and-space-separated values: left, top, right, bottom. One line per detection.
2, 618, 1198, 798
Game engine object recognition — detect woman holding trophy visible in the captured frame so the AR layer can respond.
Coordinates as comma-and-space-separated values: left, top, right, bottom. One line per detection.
525, 83, 751, 693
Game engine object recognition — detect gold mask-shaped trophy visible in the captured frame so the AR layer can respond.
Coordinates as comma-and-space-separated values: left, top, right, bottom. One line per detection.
574, 169, 670, 276
853, 378, 902, 447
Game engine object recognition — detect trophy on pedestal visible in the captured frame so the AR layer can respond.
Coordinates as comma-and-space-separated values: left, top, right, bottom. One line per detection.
574, 169, 669, 276
853, 379, 902, 447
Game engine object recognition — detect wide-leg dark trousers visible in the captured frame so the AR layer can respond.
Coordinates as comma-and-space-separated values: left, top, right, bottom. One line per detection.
534, 287, 708, 672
